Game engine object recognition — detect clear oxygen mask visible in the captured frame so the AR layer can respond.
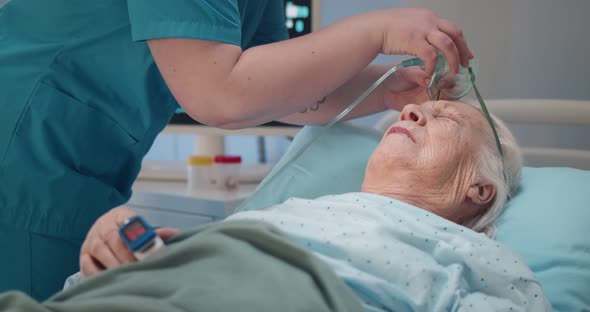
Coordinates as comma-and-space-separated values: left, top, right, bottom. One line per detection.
426, 53, 478, 100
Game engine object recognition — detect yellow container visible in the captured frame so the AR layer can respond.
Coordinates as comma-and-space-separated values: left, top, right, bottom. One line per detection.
187, 155, 213, 166
187, 155, 214, 192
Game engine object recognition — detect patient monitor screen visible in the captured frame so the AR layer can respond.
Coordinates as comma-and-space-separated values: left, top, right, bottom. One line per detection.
123, 219, 147, 241
284, 0, 314, 38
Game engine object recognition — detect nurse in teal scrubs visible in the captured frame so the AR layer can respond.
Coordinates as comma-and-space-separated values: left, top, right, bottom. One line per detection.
0, 0, 473, 300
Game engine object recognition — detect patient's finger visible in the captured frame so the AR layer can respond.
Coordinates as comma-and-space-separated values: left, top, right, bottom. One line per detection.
80, 253, 101, 278
155, 227, 181, 241
103, 229, 136, 264
89, 236, 122, 269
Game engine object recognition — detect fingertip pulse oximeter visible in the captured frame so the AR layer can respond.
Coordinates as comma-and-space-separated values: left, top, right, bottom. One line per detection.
118, 216, 165, 260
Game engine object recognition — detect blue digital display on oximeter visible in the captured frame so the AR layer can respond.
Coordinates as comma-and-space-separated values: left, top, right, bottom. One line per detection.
119, 216, 157, 253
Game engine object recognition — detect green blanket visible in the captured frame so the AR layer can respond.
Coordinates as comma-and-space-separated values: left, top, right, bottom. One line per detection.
0, 221, 363, 312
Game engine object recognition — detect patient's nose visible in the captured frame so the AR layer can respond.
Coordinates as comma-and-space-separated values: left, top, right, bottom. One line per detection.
400, 104, 426, 126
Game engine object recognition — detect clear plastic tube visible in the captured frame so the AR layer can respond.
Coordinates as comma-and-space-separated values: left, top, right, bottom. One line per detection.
327, 57, 424, 127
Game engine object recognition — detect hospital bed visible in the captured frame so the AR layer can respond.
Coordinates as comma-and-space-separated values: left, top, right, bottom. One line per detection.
54, 98, 590, 311
238, 98, 590, 311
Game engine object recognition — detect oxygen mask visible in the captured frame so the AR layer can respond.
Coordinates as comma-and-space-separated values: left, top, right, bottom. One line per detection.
426, 53, 478, 100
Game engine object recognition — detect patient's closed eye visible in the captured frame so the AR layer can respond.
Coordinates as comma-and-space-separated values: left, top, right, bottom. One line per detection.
433, 106, 462, 125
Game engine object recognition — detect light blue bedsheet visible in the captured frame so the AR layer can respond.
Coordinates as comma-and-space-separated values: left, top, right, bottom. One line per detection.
227, 192, 551, 311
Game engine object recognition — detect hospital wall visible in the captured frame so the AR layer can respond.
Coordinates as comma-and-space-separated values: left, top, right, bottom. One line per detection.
145, 0, 590, 163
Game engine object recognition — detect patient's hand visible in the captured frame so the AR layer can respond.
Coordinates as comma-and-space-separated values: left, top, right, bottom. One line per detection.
80, 206, 180, 278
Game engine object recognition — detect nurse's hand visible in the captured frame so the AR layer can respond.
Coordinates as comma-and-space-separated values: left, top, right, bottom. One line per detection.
381, 65, 460, 111
382, 66, 430, 111
375, 8, 473, 84
80, 206, 180, 278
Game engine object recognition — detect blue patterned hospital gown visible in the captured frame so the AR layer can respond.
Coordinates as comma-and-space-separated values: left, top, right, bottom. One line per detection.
227, 192, 551, 312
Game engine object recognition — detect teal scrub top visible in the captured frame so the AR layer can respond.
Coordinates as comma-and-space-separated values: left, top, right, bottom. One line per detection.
0, 0, 288, 239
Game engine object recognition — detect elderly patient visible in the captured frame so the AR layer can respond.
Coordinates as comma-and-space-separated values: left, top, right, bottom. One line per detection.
363, 99, 521, 236
65, 100, 548, 311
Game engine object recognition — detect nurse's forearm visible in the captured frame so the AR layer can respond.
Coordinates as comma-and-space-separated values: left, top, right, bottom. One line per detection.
223, 21, 384, 127
275, 64, 402, 126
216, 64, 393, 128
149, 13, 385, 129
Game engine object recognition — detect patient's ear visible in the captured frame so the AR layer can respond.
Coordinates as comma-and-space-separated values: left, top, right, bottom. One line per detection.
466, 183, 496, 205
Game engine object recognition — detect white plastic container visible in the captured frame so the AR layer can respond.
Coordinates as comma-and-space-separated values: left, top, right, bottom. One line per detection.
187, 155, 214, 192
213, 155, 242, 191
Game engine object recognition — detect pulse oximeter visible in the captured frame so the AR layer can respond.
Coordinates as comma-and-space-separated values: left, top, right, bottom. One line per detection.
118, 216, 165, 260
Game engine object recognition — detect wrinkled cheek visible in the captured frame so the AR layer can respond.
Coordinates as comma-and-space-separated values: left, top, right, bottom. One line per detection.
418, 146, 461, 181
373, 151, 394, 169
366, 151, 386, 174
371, 148, 411, 172
418, 146, 441, 167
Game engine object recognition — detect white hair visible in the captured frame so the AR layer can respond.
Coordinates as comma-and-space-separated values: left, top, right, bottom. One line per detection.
462, 113, 523, 238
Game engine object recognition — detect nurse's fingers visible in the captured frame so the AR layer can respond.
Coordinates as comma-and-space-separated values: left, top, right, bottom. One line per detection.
437, 72, 456, 86
437, 19, 474, 67
414, 45, 439, 86
80, 253, 102, 278
398, 66, 429, 86
426, 31, 460, 75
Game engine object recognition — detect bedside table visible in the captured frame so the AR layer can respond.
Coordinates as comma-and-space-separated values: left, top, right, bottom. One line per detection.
126, 180, 258, 230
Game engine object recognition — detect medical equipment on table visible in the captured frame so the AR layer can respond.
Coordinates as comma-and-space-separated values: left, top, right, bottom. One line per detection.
119, 216, 166, 260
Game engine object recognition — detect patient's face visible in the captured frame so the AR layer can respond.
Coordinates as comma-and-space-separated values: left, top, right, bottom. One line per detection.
363, 101, 490, 221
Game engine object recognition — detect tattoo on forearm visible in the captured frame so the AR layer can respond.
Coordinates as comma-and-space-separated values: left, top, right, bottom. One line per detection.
300, 96, 327, 113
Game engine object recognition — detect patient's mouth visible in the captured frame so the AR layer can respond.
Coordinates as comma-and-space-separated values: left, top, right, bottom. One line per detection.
387, 126, 416, 143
